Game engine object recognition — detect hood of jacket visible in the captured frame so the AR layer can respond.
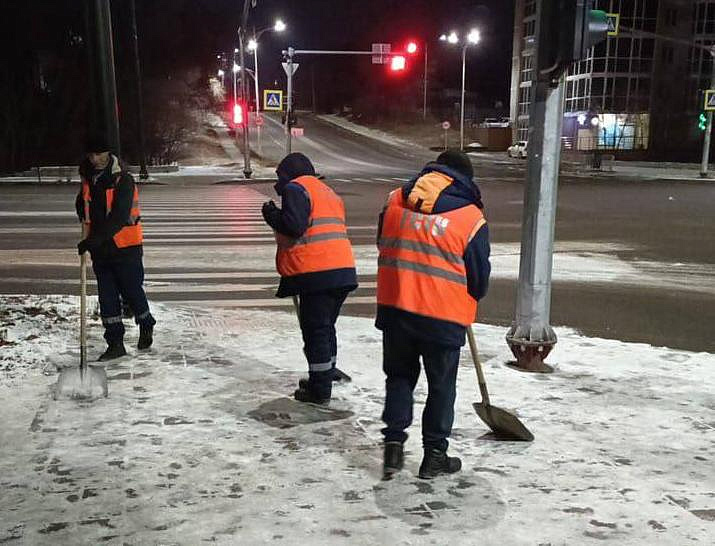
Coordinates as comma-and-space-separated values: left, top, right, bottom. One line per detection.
79, 154, 122, 181
400, 162, 483, 215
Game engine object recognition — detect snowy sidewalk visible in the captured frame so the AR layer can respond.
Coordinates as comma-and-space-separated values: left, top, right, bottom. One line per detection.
1, 295, 713, 545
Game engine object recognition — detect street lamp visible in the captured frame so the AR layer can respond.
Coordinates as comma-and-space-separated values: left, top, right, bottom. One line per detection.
249, 19, 287, 112
441, 28, 480, 150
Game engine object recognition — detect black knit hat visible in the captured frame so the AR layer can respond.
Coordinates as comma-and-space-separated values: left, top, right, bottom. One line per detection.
436, 149, 474, 179
85, 132, 111, 154
276, 152, 316, 181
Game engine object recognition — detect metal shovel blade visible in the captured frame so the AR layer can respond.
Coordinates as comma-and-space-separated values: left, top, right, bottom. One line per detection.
54, 364, 108, 401
473, 402, 534, 442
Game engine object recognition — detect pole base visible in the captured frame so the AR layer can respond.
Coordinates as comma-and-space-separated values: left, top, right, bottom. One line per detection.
243, 169, 253, 179
505, 337, 556, 374
699, 171, 710, 179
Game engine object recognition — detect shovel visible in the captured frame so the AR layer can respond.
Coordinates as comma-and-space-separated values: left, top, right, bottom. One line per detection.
466, 326, 533, 441
55, 226, 108, 400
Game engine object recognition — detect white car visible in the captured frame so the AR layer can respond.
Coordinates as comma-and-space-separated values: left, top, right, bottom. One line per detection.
508, 141, 528, 159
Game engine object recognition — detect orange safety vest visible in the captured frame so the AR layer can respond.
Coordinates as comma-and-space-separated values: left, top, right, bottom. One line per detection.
276, 175, 355, 277
377, 189, 485, 326
82, 174, 143, 248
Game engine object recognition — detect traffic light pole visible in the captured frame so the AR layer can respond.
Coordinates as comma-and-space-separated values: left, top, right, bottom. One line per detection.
285, 48, 294, 154
84, 0, 121, 154
129, 0, 148, 180
460, 45, 467, 151
238, 0, 252, 179
505, 75, 565, 373
700, 48, 715, 178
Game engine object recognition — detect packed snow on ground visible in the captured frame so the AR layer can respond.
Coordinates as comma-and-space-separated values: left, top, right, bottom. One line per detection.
0, 295, 713, 545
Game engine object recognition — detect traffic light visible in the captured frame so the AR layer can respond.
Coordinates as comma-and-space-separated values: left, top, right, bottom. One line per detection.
699, 112, 707, 131
233, 101, 244, 126
563, 1, 609, 63
390, 55, 406, 72
406, 41, 418, 55
538, 0, 609, 78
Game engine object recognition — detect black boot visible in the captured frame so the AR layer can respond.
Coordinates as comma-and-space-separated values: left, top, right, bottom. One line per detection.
418, 448, 462, 479
382, 442, 404, 480
138, 325, 153, 350
98, 341, 127, 362
293, 387, 330, 406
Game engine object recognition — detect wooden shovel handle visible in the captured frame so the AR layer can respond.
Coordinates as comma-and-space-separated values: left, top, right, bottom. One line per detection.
466, 325, 491, 406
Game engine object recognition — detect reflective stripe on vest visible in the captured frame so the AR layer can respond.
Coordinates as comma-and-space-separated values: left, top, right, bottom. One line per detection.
376, 189, 485, 326
82, 175, 143, 249
276, 175, 356, 277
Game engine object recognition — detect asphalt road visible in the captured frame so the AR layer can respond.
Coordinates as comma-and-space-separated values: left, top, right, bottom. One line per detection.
1, 114, 713, 353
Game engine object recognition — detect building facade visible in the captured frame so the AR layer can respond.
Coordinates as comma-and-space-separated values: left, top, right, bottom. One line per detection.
510, 0, 713, 159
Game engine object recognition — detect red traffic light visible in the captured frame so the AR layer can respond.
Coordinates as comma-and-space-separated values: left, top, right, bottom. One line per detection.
406, 41, 418, 55
390, 55, 406, 71
232, 102, 244, 126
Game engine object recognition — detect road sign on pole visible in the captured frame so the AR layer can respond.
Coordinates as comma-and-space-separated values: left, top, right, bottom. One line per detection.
371, 43, 391, 64
705, 89, 715, 111
263, 89, 283, 111
607, 13, 620, 36
282, 62, 299, 76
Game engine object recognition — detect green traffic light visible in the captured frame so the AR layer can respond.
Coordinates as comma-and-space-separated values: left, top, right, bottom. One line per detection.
699, 113, 707, 131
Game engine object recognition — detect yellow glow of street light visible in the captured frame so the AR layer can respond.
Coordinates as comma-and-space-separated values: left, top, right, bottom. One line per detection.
447, 31, 459, 44
274, 19, 286, 32
247, 39, 257, 51
467, 29, 480, 44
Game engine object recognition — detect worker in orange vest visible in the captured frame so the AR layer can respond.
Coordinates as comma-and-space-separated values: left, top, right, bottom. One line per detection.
376, 150, 490, 480
75, 134, 155, 361
262, 153, 358, 405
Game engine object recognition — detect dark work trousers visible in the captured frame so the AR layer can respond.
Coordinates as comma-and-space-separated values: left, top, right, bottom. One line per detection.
381, 325, 460, 452
92, 255, 156, 344
297, 287, 351, 399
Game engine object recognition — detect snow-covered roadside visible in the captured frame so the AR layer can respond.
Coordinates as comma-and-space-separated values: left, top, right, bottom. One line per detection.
1, 295, 713, 545
317, 114, 425, 150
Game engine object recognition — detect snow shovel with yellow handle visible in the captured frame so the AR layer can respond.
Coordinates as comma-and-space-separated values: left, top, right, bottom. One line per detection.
55, 224, 108, 401
467, 326, 533, 441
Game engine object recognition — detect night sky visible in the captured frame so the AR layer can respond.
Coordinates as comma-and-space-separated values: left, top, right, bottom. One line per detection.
131, 0, 514, 104
0, 1, 514, 171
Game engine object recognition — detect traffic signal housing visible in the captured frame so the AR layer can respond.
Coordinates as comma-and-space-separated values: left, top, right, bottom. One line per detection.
537, 0, 609, 79
699, 112, 707, 131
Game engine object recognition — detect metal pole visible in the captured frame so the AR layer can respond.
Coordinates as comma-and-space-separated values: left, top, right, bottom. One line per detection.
253, 29, 260, 112
423, 41, 428, 119
239, 22, 252, 178
460, 45, 466, 151
285, 48, 294, 154
85, 0, 121, 155
505, 75, 565, 373
700, 49, 715, 178
129, 0, 148, 179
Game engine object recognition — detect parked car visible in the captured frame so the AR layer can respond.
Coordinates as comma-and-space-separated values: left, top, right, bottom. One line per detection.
482, 117, 511, 128
508, 141, 528, 158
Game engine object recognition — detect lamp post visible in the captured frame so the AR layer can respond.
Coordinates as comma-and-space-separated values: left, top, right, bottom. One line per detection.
440, 28, 480, 150
248, 19, 286, 113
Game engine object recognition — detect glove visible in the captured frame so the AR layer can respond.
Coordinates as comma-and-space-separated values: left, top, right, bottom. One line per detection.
77, 238, 98, 255
261, 200, 281, 228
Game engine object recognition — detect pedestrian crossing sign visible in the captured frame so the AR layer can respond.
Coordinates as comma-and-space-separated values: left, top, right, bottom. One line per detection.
607, 13, 620, 36
263, 89, 283, 111
705, 90, 715, 111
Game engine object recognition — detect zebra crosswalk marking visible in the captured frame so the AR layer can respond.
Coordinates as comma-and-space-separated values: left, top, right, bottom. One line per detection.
2, 184, 379, 311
